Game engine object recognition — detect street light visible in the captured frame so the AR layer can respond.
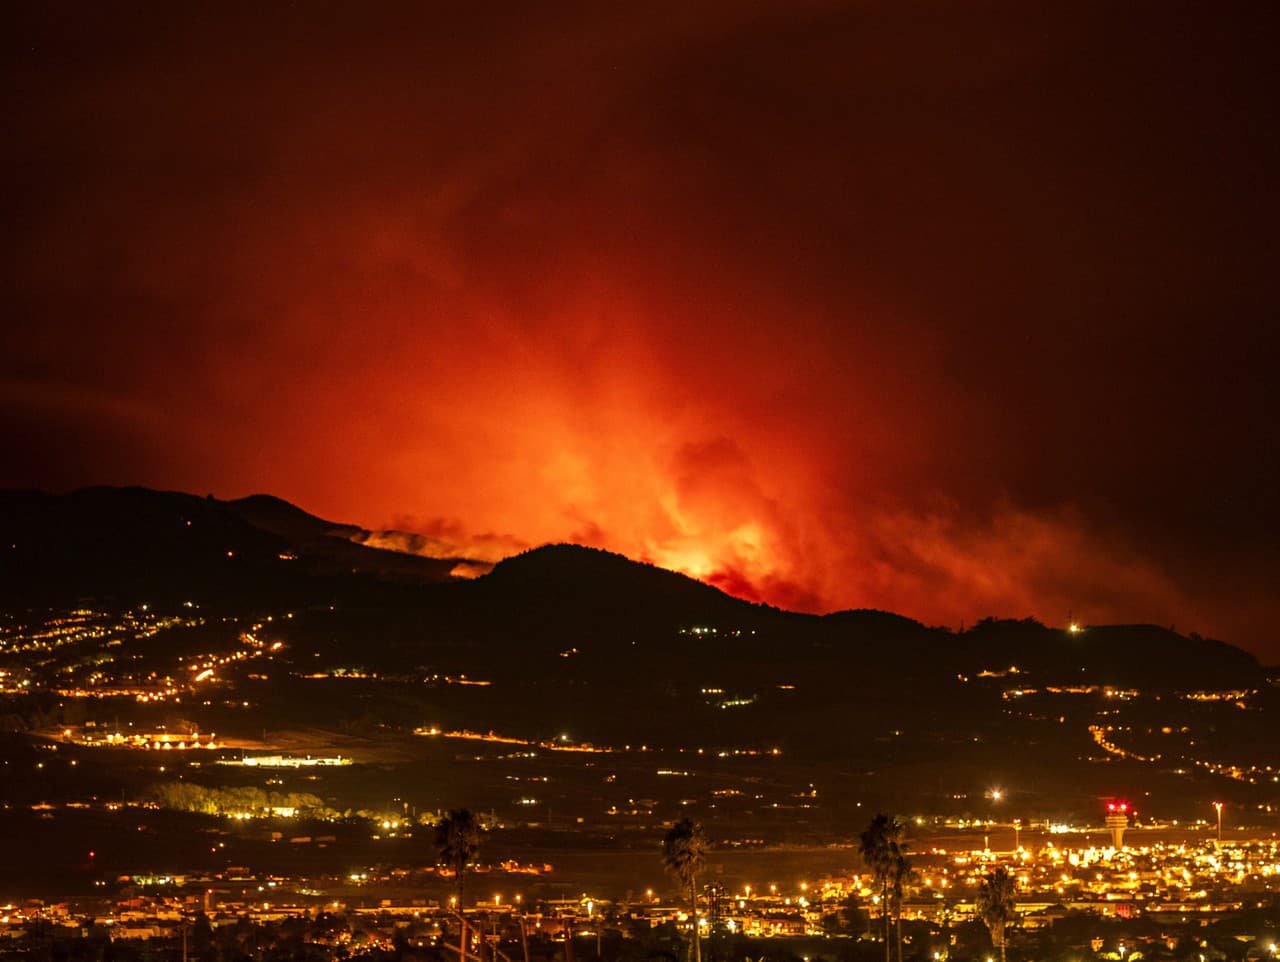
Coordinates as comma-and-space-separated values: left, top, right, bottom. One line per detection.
1213, 802, 1223, 842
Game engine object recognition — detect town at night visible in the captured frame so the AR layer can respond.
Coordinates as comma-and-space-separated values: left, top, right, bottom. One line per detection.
2, 4, 1277, 962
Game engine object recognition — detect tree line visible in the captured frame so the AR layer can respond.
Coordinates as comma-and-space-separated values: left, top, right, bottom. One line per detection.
432, 809, 1017, 962
150, 782, 337, 819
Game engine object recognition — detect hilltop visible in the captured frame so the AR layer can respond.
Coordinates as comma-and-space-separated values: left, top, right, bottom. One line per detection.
0, 486, 475, 608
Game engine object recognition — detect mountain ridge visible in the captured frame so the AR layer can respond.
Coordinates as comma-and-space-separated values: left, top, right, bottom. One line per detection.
0, 486, 1265, 689
1, 486, 1276, 822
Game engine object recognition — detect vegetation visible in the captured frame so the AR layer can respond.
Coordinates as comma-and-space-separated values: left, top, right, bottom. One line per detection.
859, 814, 910, 962
976, 866, 1019, 962
434, 808, 482, 906
662, 818, 708, 962
149, 782, 336, 819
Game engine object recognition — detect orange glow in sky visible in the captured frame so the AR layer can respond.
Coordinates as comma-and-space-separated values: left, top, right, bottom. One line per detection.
4, 3, 1277, 655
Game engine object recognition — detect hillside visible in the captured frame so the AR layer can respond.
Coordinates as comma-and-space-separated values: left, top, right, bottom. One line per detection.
0, 486, 1276, 825
0, 488, 1265, 691
0, 487, 472, 608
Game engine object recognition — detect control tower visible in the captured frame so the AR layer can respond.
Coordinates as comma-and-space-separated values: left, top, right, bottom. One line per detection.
1105, 801, 1130, 848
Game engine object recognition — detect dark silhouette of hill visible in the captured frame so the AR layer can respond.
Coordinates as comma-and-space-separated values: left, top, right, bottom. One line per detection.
815, 607, 948, 653
478, 543, 779, 630
0, 486, 466, 608
955, 617, 1261, 689
223, 493, 473, 583
380, 546, 1263, 694
0, 487, 1265, 694
225, 493, 363, 542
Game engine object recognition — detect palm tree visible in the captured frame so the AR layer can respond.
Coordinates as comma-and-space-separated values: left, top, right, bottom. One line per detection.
888, 841, 911, 962
860, 814, 909, 962
435, 808, 481, 907
976, 867, 1018, 962
662, 818, 708, 962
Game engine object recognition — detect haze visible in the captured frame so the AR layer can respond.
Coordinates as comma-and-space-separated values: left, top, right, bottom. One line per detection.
3, 4, 1277, 656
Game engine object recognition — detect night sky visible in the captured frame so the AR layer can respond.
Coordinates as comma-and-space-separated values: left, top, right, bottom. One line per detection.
4, 4, 1278, 657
